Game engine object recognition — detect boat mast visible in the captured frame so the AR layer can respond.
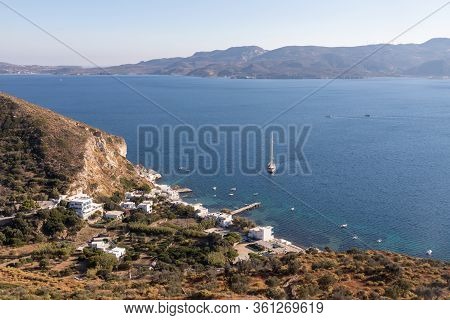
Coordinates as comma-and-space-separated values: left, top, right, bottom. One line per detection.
270, 132, 274, 163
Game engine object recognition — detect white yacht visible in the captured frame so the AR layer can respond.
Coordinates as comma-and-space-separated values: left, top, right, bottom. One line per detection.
212, 186, 217, 191
376, 239, 382, 243
426, 249, 433, 256
230, 187, 237, 191
340, 224, 348, 228
267, 132, 276, 174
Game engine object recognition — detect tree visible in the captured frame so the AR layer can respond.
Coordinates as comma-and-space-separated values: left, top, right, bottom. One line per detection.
224, 232, 242, 245
42, 207, 82, 237
84, 249, 118, 273
287, 258, 302, 275
21, 198, 37, 211
0, 232, 6, 245
207, 251, 226, 267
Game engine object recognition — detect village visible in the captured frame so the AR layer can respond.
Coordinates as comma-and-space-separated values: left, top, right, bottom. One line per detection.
34, 166, 304, 265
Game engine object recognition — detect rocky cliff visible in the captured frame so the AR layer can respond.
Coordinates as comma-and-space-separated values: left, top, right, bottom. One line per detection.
0, 93, 149, 208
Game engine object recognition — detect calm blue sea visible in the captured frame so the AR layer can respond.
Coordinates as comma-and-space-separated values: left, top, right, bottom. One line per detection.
1, 75, 450, 260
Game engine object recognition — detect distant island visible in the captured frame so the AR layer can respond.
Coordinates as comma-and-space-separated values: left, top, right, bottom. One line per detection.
2, 38, 450, 79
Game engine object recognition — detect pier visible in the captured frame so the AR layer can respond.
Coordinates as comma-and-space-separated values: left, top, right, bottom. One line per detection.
230, 202, 261, 215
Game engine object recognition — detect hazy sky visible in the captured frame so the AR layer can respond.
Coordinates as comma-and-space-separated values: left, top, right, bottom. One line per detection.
2, 0, 450, 66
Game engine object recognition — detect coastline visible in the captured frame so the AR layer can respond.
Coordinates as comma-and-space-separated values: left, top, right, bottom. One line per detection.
136, 165, 307, 258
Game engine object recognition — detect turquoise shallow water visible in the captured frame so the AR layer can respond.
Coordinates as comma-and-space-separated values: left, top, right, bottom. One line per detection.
1, 75, 450, 260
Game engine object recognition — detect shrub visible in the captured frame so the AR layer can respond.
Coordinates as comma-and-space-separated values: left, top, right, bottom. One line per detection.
267, 287, 286, 299
318, 273, 337, 290
312, 258, 337, 270
229, 274, 249, 294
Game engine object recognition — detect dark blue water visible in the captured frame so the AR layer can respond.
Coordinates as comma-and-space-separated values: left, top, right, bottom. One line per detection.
1, 75, 450, 260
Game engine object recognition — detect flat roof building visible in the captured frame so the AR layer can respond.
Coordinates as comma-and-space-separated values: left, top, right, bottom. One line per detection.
248, 226, 274, 241
68, 194, 103, 220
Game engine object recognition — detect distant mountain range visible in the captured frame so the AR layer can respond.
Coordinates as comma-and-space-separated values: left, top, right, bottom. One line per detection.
3, 38, 450, 79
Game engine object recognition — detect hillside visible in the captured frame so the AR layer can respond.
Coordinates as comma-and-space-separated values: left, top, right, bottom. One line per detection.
3, 38, 450, 78
0, 203, 448, 300
0, 93, 149, 210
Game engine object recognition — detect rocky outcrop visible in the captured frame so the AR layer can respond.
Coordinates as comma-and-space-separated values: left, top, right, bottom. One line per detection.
0, 93, 149, 206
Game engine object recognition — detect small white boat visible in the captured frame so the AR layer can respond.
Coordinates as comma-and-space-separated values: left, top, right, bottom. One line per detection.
340, 224, 348, 228
253, 193, 259, 196
212, 186, 217, 190
352, 235, 359, 240
228, 193, 234, 196
267, 132, 277, 175
426, 249, 433, 256
376, 239, 382, 243
290, 207, 295, 211
230, 187, 237, 191
213, 194, 217, 197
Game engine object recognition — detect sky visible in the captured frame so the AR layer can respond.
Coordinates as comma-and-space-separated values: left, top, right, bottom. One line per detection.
1, 0, 450, 66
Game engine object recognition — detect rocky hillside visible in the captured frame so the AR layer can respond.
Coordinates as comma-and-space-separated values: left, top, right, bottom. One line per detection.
0, 93, 149, 209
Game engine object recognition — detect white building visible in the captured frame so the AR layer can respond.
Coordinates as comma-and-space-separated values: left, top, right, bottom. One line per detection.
125, 191, 144, 200
217, 213, 233, 227
137, 200, 153, 213
90, 240, 109, 251
248, 226, 274, 241
192, 203, 209, 218
120, 201, 136, 210
106, 247, 126, 259
89, 237, 126, 260
68, 194, 103, 220
104, 210, 124, 220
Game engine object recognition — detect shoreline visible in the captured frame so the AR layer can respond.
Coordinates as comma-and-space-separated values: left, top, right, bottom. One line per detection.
136, 165, 447, 262
136, 165, 307, 256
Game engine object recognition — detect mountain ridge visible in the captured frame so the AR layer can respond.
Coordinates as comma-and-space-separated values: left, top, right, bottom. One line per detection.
2, 38, 450, 78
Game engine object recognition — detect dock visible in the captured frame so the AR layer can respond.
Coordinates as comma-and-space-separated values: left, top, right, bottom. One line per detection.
230, 202, 261, 215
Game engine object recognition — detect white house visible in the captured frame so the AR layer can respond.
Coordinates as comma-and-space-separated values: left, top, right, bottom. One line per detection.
106, 247, 126, 259
90, 240, 109, 251
68, 194, 103, 220
89, 237, 126, 260
104, 210, 124, 220
217, 213, 233, 227
125, 191, 144, 200
248, 226, 274, 241
120, 201, 136, 210
192, 203, 209, 218
137, 200, 153, 213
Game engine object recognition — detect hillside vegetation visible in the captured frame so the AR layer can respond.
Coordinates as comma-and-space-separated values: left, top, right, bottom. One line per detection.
0, 199, 448, 300
0, 93, 149, 212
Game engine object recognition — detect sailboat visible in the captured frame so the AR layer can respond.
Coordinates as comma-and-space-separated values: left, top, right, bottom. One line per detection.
267, 132, 276, 174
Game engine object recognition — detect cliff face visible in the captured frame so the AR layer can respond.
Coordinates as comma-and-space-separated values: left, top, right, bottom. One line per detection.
0, 93, 149, 207
69, 129, 139, 196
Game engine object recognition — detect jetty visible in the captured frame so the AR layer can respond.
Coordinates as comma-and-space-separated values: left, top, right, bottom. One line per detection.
230, 202, 261, 215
